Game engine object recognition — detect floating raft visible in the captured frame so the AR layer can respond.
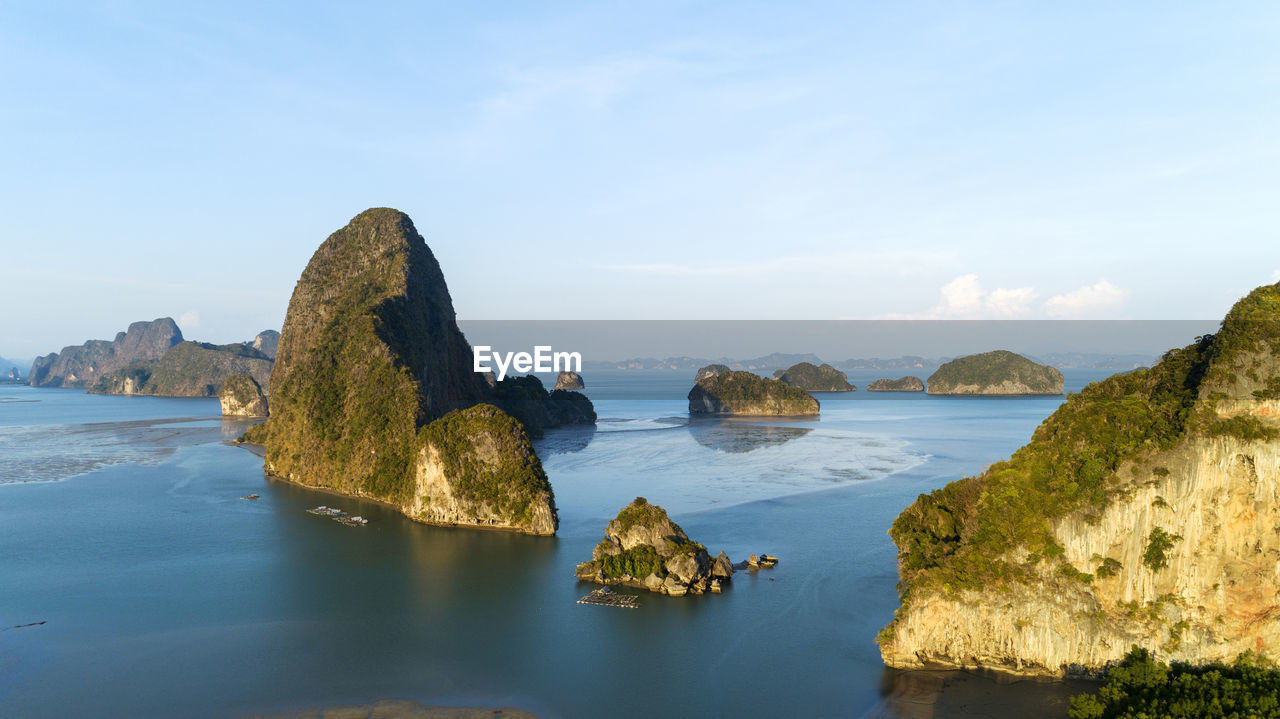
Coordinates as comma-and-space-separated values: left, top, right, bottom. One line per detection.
306, 506, 368, 526
577, 587, 639, 609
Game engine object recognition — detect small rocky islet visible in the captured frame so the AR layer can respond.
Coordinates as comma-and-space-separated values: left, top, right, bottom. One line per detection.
554, 370, 585, 389
925, 350, 1063, 395
688, 364, 819, 416
773, 361, 855, 391
576, 497, 734, 596
866, 376, 925, 392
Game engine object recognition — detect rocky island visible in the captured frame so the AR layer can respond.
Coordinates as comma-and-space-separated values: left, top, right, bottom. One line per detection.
688, 364, 819, 416
554, 370, 584, 389
925, 350, 1063, 395
880, 282, 1280, 676
90, 339, 273, 397
575, 497, 734, 596
219, 374, 268, 417
241, 208, 587, 536
773, 362, 855, 391
27, 317, 183, 388
867, 376, 925, 392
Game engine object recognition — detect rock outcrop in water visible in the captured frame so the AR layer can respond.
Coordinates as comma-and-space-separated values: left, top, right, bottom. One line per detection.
554, 371, 585, 389
28, 318, 183, 388
867, 376, 925, 392
575, 497, 733, 595
880, 282, 1280, 676
925, 350, 1063, 395
219, 374, 269, 417
91, 341, 272, 397
241, 208, 570, 535
689, 365, 819, 416
773, 362, 855, 391
492, 375, 595, 437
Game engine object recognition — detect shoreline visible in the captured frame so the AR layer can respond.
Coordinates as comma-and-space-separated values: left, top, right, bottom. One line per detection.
240, 699, 538, 719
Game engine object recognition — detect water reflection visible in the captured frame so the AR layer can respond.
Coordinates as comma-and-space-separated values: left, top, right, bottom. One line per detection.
534, 423, 598, 456
865, 667, 1094, 718
687, 418, 813, 453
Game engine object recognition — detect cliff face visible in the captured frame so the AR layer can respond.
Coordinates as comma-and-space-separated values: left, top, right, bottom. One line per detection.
91, 341, 272, 397
881, 283, 1280, 676
243, 208, 558, 535
28, 318, 183, 387
926, 350, 1064, 395
575, 497, 733, 596
251, 330, 280, 360
868, 376, 925, 392
219, 374, 269, 417
773, 362, 855, 391
689, 366, 819, 416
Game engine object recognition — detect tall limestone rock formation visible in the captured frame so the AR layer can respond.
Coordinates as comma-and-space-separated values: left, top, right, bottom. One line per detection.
242, 208, 558, 535
219, 374, 269, 417
28, 318, 183, 388
880, 282, 1280, 675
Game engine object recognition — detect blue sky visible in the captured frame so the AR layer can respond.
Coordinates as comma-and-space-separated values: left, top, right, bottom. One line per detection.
3, 2, 1279, 359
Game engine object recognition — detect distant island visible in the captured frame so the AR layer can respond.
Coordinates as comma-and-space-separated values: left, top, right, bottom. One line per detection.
688, 364, 819, 416
773, 362, 855, 391
880, 281, 1280, 676
241, 208, 593, 536
554, 370, 585, 389
575, 497, 734, 596
925, 350, 1064, 395
866, 376, 924, 392
28, 318, 183, 388
90, 337, 273, 397
594, 352, 1154, 373
219, 374, 268, 417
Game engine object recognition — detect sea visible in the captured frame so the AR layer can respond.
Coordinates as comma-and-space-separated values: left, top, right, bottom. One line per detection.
0, 369, 1111, 718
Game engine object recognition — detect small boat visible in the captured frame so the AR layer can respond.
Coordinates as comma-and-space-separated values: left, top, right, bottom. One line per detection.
335, 515, 368, 527
239, 494, 260, 500
307, 506, 346, 517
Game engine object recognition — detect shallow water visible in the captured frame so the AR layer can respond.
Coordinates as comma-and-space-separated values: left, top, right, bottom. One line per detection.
0, 372, 1115, 718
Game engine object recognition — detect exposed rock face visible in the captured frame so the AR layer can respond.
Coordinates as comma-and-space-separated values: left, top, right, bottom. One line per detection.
554, 371, 585, 389
867, 376, 925, 392
881, 282, 1280, 676
925, 350, 1063, 395
5, 367, 20, 381
689, 366, 819, 416
773, 362, 855, 391
694, 364, 730, 383
251, 330, 280, 360
241, 208, 558, 535
91, 341, 272, 397
27, 318, 183, 388
219, 374, 269, 417
575, 497, 731, 595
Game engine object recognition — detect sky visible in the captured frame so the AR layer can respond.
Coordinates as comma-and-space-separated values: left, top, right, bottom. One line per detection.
3, 2, 1279, 361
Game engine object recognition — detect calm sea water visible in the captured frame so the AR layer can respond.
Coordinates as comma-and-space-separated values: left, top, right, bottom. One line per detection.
0, 371, 1112, 718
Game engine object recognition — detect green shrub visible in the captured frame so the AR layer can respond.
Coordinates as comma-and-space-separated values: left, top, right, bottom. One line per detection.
1143, 527, 1181, 571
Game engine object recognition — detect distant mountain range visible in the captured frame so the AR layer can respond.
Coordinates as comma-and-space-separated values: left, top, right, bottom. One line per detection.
0, 355, 28, 377
588, 352, 1155, 373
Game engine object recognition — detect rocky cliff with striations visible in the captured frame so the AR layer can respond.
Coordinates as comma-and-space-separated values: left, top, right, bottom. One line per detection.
575, 497, 733, 596
241, 208, 568, 535
27, 318, 183, 388
219, 374, 269, 417
773, 362, 855, 391
880, 282, 1280, 676
689, 365, 819, 416
91, 341, 272, 397
867, 376, 925, 392
251, 330, 280, 360
926, 350, 1063, 395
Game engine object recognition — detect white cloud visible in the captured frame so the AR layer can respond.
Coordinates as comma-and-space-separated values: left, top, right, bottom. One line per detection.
885, 274, 1038, 319
1044, 280, 1129, 318
179, 310, 200, 331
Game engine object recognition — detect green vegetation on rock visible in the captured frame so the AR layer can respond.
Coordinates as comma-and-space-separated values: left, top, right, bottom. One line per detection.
926, 350, 1064, 395
576, 497, 728, 595
244, 208, 559, 534
887, 284, 1280, 602
92, 341, 272, 397
689, 367, 819, 415
774, 362, 855, 391
1069, 647, 1280, 719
